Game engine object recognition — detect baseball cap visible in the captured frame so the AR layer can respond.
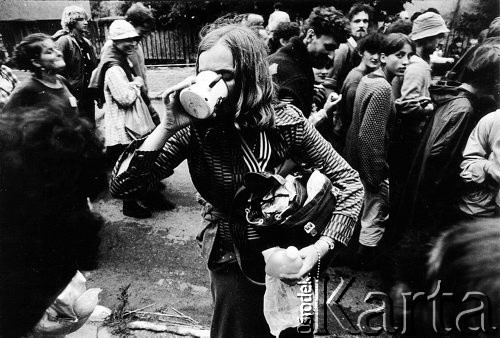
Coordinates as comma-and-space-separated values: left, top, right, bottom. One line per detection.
410, 12, 449, 41
109, 20, 139, 41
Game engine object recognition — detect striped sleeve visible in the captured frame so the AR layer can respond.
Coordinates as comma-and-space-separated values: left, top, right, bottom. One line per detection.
109, 127, 191, 199
281, 110, 364, 246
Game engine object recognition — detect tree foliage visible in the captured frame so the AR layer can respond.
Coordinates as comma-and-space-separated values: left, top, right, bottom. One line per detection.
456, 0, 499, 36
90, 0, 413, 28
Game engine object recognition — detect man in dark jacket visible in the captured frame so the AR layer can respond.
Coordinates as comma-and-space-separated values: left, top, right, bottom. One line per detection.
267, 6, 349, 118
53, 6, 97, 126
324, 3, 374, 94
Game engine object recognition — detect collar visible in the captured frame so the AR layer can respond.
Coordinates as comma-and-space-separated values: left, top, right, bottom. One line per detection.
347, 37, 357, 48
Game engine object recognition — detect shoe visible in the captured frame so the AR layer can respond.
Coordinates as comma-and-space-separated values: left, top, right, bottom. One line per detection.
123, 200, 151, 218
140, 191, 176, 211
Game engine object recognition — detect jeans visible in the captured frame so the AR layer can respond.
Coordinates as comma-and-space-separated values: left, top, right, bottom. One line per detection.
359, 179, 389, 247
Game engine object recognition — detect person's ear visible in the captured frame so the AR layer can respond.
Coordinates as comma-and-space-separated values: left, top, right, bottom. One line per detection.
279, 38, 287, 47
31, 58, 43, 69
305, 29, 315, 43
379, 53, 387, 64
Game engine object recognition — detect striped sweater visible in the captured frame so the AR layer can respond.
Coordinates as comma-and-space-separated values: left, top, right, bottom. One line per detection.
110, 105, 364, 247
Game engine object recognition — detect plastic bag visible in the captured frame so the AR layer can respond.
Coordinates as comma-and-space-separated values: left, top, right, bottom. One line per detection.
263, 275, 302, 337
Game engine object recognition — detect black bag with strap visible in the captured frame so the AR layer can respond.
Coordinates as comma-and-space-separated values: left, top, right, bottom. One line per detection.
231, 166, 337, 253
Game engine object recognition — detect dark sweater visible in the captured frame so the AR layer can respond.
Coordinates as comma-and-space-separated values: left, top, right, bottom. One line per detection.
267, 37, 315, 117
2, 76, 78, 116
335, 67, 368, 152
344, 72, 393, 191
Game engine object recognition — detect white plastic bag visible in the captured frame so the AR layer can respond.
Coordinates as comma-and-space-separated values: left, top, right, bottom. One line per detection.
263, 275, 302, 337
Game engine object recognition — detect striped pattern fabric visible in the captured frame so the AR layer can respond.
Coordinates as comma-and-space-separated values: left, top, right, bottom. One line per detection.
239, 130, 272, 173
0, 65, 18, 109
110, 105, 364, 246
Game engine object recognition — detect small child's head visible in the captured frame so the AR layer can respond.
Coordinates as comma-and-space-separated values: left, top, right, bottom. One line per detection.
357, 33, 383, 70
379, 33, 413, 77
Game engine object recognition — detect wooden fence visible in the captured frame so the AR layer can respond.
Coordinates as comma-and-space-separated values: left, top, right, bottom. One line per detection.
0, 20, 200, 65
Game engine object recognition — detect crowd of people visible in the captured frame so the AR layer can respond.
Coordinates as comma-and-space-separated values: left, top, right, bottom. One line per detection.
0, 1, 499, 337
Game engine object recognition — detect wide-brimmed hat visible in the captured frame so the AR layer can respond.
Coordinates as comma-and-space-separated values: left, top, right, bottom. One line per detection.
109, 20, 139, 41
410, 12, 449, 41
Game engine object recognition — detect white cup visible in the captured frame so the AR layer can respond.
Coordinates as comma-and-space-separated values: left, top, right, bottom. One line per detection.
179, 70, 228, 119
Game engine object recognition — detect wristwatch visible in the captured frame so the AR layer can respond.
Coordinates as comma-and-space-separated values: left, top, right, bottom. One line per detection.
318, 237, 335, 251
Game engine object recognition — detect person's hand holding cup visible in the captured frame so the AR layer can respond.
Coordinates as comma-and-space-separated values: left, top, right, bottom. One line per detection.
178, 70, 228, 119
160, 75, 196, 133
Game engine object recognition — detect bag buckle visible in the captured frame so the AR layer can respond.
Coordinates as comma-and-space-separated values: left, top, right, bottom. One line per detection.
304, 222, 317, 237
245, 208, 264, 226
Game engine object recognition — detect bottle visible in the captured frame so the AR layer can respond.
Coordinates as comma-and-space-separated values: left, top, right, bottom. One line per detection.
263, 246, 303, 278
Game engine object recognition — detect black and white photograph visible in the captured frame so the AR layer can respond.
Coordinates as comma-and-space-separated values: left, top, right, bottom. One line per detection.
0, 0, 498, 337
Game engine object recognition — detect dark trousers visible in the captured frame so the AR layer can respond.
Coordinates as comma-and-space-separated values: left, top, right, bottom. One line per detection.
78, 96, 96, 128
209, 262, 314, 338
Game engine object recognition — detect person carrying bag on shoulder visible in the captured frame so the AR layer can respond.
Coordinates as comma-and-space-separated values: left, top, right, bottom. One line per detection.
89, 19, 157, 218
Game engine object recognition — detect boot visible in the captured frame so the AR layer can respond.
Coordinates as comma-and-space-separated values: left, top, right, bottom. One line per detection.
140, 191, 176, 211
123, 200, 151, 218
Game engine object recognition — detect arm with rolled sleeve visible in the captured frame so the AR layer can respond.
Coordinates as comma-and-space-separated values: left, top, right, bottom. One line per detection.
287, 116, 364, 246
461, 111, 500, 184
105, 66, 142, 107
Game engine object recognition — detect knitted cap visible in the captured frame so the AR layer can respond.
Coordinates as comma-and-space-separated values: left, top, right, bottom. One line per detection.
410, 12, 449, 41
109, 20, 139, 41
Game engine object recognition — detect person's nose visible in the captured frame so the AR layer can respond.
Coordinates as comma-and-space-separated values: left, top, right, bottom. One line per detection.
402, 55, 410, 66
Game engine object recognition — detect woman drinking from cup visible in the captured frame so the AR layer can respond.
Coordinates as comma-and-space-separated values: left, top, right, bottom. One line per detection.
110, 25, 363, 337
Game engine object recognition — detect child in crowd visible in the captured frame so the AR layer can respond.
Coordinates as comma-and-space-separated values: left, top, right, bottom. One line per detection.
344, 33, 413, 264
333, 33, 383, 153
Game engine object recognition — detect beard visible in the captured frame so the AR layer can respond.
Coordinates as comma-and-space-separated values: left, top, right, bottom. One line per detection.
354, 30, 367, 39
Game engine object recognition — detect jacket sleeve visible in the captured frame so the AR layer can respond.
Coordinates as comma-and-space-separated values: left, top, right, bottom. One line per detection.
286, 116, 364, 246
325, 44, 348, 92
55, 36, 72, 80
109, 127, 191, 199
460, 113, 494, 184
427, 102, 474, 186
357, 86, 392, 191
105, 66, 141, 107
400, 63, 427, 101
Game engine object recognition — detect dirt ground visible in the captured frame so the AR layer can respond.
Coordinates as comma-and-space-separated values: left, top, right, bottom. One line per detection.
11, 67, 387, 337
